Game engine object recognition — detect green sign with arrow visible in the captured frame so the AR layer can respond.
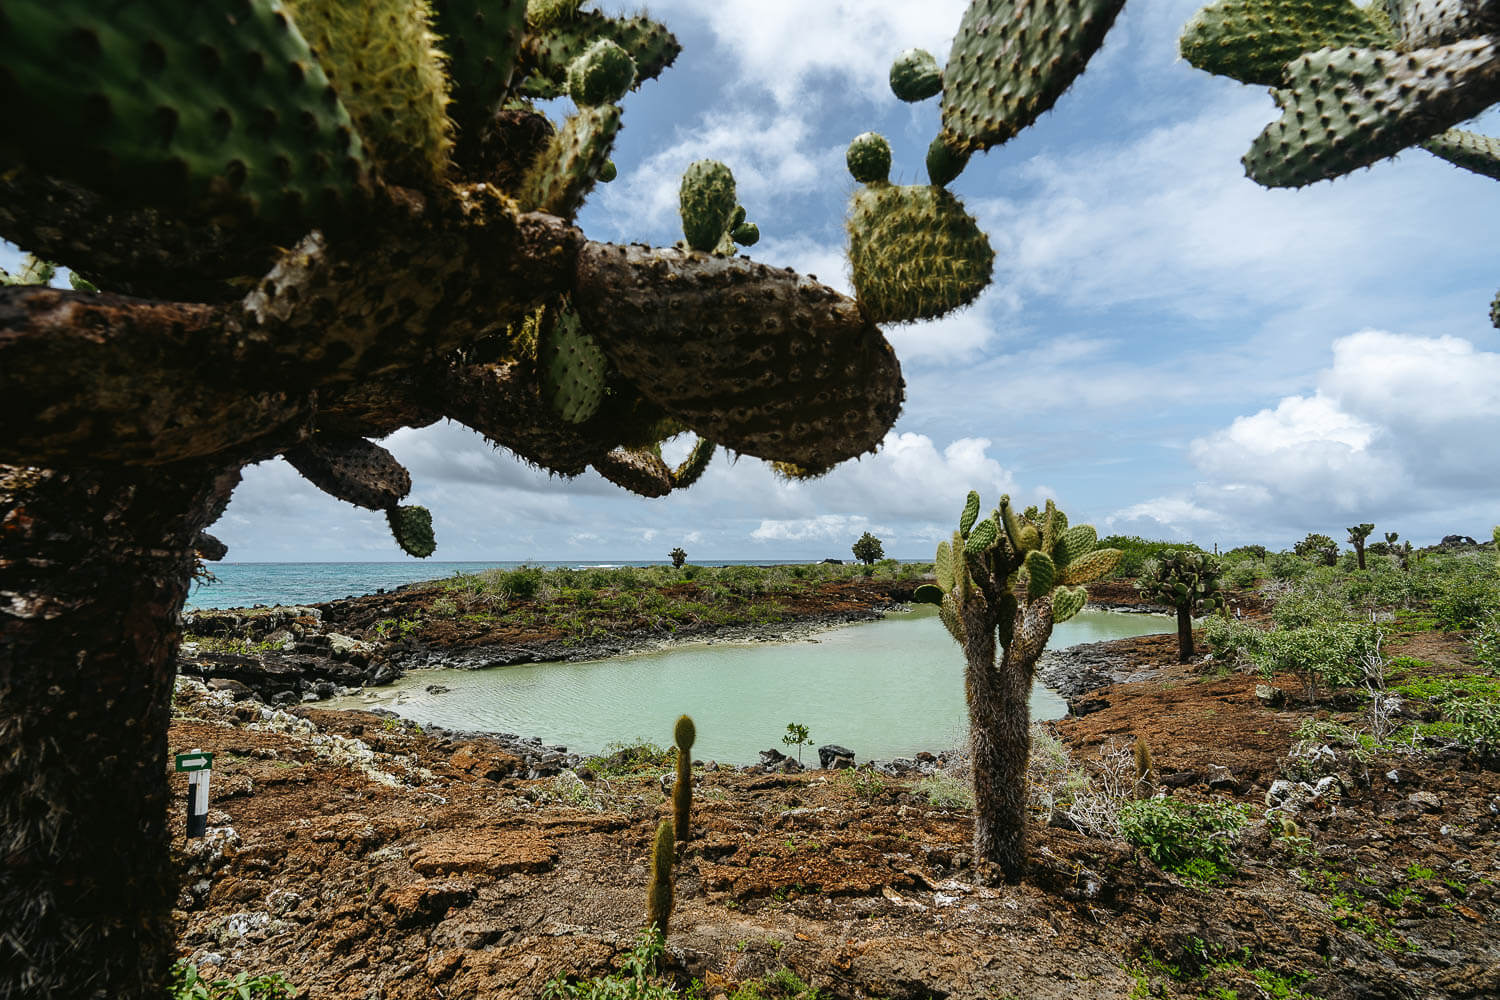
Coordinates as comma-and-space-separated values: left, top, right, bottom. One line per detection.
174, 752, 214, 772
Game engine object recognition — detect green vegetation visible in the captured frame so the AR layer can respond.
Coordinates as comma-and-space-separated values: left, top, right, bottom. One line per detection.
1135, 549, 1226, 662
1117, 798, 1249, 884
781, 723, 813, 764
1293, 533, 1339, 567
913, 772, 973, 809
582, 742, 676, 779
1098, 535, 1203, 579
669, 548, 687, 569
169, 964, 298, 1000
541, 929, 693, 1000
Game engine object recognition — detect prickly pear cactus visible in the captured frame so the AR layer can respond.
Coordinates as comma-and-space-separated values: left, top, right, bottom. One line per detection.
890, 48, 944, 102
538, 300, 609, 424
1135, 549, 1224, 662
679, 160, 739, 252
846, 184, 994, 323
846, 133, 893, 184
567, 38, 636, 105
387, 504, 437, 559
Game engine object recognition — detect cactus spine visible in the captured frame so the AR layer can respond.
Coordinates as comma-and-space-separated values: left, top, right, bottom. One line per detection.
913, 492, 1120, 882
645, 818, 675, 938
672, 714, 695, 843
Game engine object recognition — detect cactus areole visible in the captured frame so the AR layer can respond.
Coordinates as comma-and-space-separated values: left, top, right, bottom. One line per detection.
0, 4, 908, 996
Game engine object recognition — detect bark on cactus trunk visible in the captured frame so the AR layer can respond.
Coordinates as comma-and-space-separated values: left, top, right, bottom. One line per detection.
0, 463, 237, 999
1177, 604, 1194, 663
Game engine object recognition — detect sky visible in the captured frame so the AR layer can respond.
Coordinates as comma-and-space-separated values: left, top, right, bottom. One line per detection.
9, 0, 1500, 562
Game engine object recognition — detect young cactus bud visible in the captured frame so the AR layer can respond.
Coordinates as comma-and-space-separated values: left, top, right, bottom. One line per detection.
673, 714, 696, 842
926, 135, 970, 186
889, 48, 943, 102
567, 38, 637, 105
731, 221, 760, 246
846, 132, 892, 184
646, 818, 675, 938
599, 160, 618, 182
679, 159, 737, 251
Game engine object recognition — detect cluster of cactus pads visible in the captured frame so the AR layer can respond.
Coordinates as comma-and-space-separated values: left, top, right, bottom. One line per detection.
914, 492, 1120, 881
843, 0, 1126, 324
1179, 0, 1500, 324
1134, 549, 1224, 662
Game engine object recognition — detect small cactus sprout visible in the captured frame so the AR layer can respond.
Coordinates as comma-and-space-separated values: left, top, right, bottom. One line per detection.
846, 131, 893, 184
1133, 736, 1154, 800
599, 159, 618, 182
673, 714, 696, 842
679, 159, 738, 252
889, 47, 943, 102
646, 818, 675, 938
926, 135, 971, 187
567, 38, 637, 105
731, 221, 760, 246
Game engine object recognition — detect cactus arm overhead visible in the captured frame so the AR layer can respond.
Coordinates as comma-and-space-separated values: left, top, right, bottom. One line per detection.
1179, 0, 1396, 87
1387, 0, 1500, 49
1422, 128, 1500, 178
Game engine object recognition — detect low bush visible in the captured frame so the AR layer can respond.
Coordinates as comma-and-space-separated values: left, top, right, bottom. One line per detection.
1117, 798, 1249, 882
913, 773, 973, 810
541, 929, 690, 1000
170, 964, 298, 1000
1256, 622, 1379, 695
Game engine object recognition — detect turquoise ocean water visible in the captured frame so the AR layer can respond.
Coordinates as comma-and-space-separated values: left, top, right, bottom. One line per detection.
186, 560, 844, 610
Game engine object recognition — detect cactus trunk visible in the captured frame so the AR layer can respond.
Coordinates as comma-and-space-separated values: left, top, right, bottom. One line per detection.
964, 628, 1034, 883
1177, 604, 1194, 663
0, 463, 238, 999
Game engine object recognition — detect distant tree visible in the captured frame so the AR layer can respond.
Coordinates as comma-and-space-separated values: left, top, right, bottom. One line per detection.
1225, 544, 1267, 560
1293, 533, 1339, 567
913, 493, 1120, 882
669, 547, 687, 569
1347, 523, 1374, 570
851, 531, 884, 565
1135, 550, 1225, 663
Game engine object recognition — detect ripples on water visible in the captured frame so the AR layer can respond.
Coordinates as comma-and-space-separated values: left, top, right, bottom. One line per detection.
328, 606, 1169, 764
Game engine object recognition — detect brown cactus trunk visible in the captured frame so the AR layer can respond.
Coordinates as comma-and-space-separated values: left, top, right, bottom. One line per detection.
1, 464, 236, 1000
1177, 604, 1194, 663
1355, 542, 1366, 571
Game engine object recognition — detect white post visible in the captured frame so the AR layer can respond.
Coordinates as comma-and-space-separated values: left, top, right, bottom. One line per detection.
183, 747, 211, 838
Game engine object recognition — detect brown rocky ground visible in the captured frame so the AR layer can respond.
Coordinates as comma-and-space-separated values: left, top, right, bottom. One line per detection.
168, 615, 1500, 1000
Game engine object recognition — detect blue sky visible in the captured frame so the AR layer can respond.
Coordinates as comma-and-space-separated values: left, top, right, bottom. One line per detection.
10, 0, 1500, 562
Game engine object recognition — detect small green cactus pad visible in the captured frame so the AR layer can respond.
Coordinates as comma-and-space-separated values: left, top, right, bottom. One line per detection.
912, 583, 946, 604
1387, 0, 1495, 48
593, 446, 674, 498
926, 135, 971, 187
965, 518, 999, 556
538, 302, 609, 424
846, 132, 893, 184
846, 183, 994, 323
1423, 129, 1500, 181
568, 38, 637, 105
1061, 547, 1121, 585
0, 0, 368, 230
283, 0, 453, 189
1244, 39, 1500, 188
429, 0, 528, 145
935, 539, 955, 591
1053, 584, 1088, 623
599, 159, 618, 182
679, 159, 738, 252
285, 437, 413, 511
889, 48, 944, 102
959, 490, 981, 538
1179, 0, 1395, 88
731, 221, 760, 246
941, 0, 1126, 154
1054, 524, 1098, 567
387, 504, 437, 558
670, 436, 716, 489
518, 11, 680, 100
1025, 549, 1056, 598
674, 714, 696, 751
939, 593, 965, 643
518, 104, 621, 217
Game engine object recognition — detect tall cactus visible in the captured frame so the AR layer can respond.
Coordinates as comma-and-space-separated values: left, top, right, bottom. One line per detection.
672, 714, 695, 843
1134, 550, 1225, 663
1348, 523, 1375, 571
0, 4, 907, 996
914, 492, 1121, 882
1179, 0, 1500, 325
645, 818, 675, 939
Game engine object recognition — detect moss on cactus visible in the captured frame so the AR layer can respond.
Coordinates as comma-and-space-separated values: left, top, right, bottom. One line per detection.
846, 183, 993, 323
889, 48, 944, 102
846, 132, 893, 184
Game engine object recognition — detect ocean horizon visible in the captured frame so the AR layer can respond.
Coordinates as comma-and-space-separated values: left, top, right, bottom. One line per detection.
186, 558, 922, 610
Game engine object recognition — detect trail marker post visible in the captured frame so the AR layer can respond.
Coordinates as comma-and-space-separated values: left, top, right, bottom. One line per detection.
175, 749, 214, 839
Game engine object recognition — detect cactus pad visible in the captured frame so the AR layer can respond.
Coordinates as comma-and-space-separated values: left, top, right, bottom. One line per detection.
283, 0, 453, 189
1054, 524, 1098, 567
0, 0, 368, 229
670, 436, 716, 489
965, 518, 999, 556
846, 183, 994, 323
1061, 547, 1121, 585
1025, 549, 1056, 598
594, 446, 674, 498
846, 132, 893, 184
518, 11, 679, 100
285, 437, 412, 511
674, 714, 696, 751
926, 135, 971, 187
679, 160, 738, 252
1423, 128, 1500, 181
538, 301, 609, 424
567, 38, 637, 105
935, 539, 956, 591
1052, 584, 1088, 623
646, 818, 675, 937
519, 105, 621, 217
1245, 39, 1500, 187
430, 0, 528, 145
1179, 0, 1395, 87
959, 490, 982, 538
889, 48, 944, 102
731, 221, 760, 246
387, 505, 437, 558
941, 0, 1126, 154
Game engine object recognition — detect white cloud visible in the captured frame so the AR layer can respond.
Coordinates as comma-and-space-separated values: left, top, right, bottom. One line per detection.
751, 514, 879, 542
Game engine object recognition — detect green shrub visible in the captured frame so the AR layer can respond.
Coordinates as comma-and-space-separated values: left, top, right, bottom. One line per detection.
1255, 622, 1378, 694
1471, 617, 1500, 674
1117, 798, 1248, 880
541, 928, 691, 1000
1200, 616, 1265, 668
913, 773, 974, 809
583, 742, 675, 778
170, 964, 299, 1000
1270, 585, 1352, 628
1265, 552, 1311, 581
1443, 698, 1500, 749
1428, 573, 1500, 631
1292, 533, 1339, 567
1097, 535, 1203, 579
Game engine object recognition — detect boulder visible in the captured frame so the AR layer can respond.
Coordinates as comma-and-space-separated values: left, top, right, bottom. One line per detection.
818, 744, 856, 769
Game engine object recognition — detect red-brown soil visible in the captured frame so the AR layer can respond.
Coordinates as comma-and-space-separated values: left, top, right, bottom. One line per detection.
168, 621, 1500, 1000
